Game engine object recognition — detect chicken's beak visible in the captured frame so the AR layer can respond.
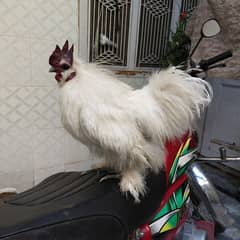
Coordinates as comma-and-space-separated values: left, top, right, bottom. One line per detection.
49, 66, 56, 72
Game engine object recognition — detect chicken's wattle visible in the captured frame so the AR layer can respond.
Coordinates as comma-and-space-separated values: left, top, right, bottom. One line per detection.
55, 73, 62, 82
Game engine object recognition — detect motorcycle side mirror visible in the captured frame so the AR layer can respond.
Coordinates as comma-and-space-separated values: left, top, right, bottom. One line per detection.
190, 18, 221, 58
201, 19, 221, 38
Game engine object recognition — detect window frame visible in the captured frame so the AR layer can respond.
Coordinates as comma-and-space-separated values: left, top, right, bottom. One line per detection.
78, 0, 183, 72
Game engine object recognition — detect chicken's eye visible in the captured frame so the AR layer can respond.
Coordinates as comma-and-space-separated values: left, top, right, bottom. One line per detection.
61, 64, 70, 70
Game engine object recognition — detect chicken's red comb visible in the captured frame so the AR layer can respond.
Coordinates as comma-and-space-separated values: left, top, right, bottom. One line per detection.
49, 40, 74, 67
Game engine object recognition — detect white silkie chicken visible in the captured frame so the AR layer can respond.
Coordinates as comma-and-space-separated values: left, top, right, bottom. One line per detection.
49, 40, 212, 202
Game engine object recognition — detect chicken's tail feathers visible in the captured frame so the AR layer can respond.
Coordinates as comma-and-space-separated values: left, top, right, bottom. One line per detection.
148, 66, 212, 110
144, 66, 212, 140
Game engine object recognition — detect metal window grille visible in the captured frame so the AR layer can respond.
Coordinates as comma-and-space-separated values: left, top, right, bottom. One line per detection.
89, 0, 131, 66
136, 0, 173, 67
81, 0, 200, 69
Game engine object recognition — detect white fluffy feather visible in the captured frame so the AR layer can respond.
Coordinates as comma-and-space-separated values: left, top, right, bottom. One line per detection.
58, 60, 212, 202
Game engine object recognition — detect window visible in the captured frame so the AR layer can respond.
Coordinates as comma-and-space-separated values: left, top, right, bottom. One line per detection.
79, 0, 199, 70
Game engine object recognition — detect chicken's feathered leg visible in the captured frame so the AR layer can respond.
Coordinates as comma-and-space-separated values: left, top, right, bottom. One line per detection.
77, 108, 151, 202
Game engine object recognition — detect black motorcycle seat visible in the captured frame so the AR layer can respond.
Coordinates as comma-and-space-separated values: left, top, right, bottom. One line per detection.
0, 169, 166, 240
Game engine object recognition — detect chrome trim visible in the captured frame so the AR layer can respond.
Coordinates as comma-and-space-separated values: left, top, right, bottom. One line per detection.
187, 162, 234, 227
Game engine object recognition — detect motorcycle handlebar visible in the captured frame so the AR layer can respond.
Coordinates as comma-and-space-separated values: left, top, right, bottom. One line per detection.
198, 50, 233, 70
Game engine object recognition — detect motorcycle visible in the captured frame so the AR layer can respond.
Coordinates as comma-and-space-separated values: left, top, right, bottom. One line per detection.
0, 19, 234, 240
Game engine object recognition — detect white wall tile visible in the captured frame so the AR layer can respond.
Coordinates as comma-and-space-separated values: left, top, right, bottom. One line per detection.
0, 0, 33, 37
0, 36, 31, 86
30, 0, 78, 42
0, 127, 33, 174
33, 128, 65, 170
64, 133, 91, 164
30, 87, 62, 129
0, 0, 78, 41
0, 87, 33, 130
0, 170, 34, 192
0, 87, 61, 130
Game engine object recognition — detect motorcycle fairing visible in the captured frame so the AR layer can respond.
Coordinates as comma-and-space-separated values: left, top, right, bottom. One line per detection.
149, 134, 197, 234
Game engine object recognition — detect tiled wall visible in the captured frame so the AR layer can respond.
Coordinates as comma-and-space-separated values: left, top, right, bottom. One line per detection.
0, 0, 91, 192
